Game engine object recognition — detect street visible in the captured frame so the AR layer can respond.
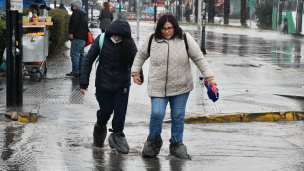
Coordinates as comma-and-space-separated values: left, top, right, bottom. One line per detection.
0, 22, 304, 170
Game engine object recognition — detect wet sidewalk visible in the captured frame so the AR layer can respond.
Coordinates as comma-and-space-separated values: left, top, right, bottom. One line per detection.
1, 22, 304, 120
1, 22, 304, 171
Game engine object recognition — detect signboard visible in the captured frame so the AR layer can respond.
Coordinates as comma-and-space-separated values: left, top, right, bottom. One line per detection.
125, 1, 129, 6
248, 1, 255, 7
171, 3, 175, 6
11, 0, 23, 13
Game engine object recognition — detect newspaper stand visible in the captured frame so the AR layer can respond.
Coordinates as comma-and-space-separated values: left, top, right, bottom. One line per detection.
22, 22, 53, 78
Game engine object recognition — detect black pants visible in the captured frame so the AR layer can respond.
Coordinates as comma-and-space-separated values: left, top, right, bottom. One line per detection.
95, 87, 130, 133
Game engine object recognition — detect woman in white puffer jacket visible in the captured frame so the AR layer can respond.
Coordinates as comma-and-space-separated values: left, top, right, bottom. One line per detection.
131, 14, 217, 159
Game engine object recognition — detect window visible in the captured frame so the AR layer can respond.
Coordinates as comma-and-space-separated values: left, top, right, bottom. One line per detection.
290, 0, 297, 11
283, 0, 290, 10
274, 0, 278, 8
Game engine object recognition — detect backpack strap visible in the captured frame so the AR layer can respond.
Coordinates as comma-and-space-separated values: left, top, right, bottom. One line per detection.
148, 33, 189, 56
95, 33, 105, 68
147, 33, 155, 56
183, 33, 189, 54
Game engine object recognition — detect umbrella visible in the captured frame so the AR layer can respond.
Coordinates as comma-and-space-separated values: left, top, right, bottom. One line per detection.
199, 76, 219, 102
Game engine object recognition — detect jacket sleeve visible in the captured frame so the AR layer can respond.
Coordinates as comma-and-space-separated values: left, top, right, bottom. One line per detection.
80, 35, 101, 89
131, 33, 153, 74
185, 32, 214, 80
69, 11, 81, 35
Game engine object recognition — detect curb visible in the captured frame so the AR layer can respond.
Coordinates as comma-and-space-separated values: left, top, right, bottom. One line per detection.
184, 111, 304, 124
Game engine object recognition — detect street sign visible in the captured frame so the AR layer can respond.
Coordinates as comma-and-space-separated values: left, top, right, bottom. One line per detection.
248, 1, 255, 7
125, 1, 129, 6
171, 3, 175, 6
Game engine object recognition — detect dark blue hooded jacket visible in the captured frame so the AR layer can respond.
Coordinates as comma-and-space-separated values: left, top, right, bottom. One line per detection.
80, 19, 137, 91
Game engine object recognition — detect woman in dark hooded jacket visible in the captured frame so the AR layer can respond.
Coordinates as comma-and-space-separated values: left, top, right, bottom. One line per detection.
79, 19, 137, 154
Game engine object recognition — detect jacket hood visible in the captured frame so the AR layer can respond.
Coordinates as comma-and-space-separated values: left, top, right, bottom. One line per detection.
105, 19, 131, 38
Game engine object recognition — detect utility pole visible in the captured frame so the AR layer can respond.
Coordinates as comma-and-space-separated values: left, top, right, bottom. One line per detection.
118, 0, 121, 19
201, 1, 206, 54
196, 0, 201, 47
137, 0, 140, 39
192, 0, 195, 23
154, 0, 157, 23
6, 0, 23, 106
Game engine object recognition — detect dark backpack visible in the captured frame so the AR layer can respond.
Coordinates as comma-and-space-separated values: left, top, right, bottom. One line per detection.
147, 33, 189, 56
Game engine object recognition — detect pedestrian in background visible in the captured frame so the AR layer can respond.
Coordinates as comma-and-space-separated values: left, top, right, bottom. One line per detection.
186, 2, 190, 22
66, 0, 88, 77
29, 4, 39, 16
80, 19, 137, 154
99, 2, 113, 33
131, 14, 217, 159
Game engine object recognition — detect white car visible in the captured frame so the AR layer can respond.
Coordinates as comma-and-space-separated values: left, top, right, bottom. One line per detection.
190, 13, 222, 24
88, 9, 100, 21
66, 7, 73, 15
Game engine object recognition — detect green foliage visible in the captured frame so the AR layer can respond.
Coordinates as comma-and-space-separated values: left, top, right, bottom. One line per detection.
0, 17, 6, 30
255, 0, 273, 29
0, 18, 6, 66
48, 9, 70, 54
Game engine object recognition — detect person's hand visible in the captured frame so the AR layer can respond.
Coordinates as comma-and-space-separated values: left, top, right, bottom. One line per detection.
133, 76, 142, 85
80, 88, 88, 95
69, 34, 73, 40
207, 80, 217, 86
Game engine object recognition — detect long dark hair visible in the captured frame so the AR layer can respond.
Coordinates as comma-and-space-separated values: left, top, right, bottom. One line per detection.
120, 37, 133, 70
103, 2, 110, 11
155, 14, 183, 39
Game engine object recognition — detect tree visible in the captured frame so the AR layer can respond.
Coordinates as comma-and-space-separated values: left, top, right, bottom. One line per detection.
223, 0, 230, 24
240, 0, 247, 26
208, 0, 215, 23
255, 0, 272, 29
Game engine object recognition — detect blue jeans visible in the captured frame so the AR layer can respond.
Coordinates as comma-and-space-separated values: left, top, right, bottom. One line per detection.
70, 39, 86, 73
150, 92, 190, 143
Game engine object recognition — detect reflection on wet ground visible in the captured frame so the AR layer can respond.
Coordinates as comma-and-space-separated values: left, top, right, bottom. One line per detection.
204, 30, 304, 72
1, 105, 304, 170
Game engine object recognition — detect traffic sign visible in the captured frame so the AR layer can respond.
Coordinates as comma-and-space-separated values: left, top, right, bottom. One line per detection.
248, 1, 254, 7
171, 3, 175, 6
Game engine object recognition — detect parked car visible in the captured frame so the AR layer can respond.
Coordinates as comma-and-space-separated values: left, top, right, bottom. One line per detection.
190, 13, 222, 24
65, 6, 72, 15
88, 9, 100, 21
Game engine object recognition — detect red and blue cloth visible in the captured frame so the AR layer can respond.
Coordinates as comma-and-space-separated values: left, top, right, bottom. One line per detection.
199, 76, 219, 102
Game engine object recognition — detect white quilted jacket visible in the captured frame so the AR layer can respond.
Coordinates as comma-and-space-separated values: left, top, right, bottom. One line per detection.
131, 32, 214, 97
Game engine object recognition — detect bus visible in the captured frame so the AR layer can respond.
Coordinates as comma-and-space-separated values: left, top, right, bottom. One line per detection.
272, 0, 304, 34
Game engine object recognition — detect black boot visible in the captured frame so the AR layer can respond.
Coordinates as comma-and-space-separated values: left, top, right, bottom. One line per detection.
142, 135, 163, 157
93, 123, 107, 147
108, 131, 129, 154
169, 139, 191, 160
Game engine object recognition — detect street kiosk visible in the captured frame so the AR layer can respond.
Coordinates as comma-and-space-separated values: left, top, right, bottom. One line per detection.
22, 21, 52, 78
